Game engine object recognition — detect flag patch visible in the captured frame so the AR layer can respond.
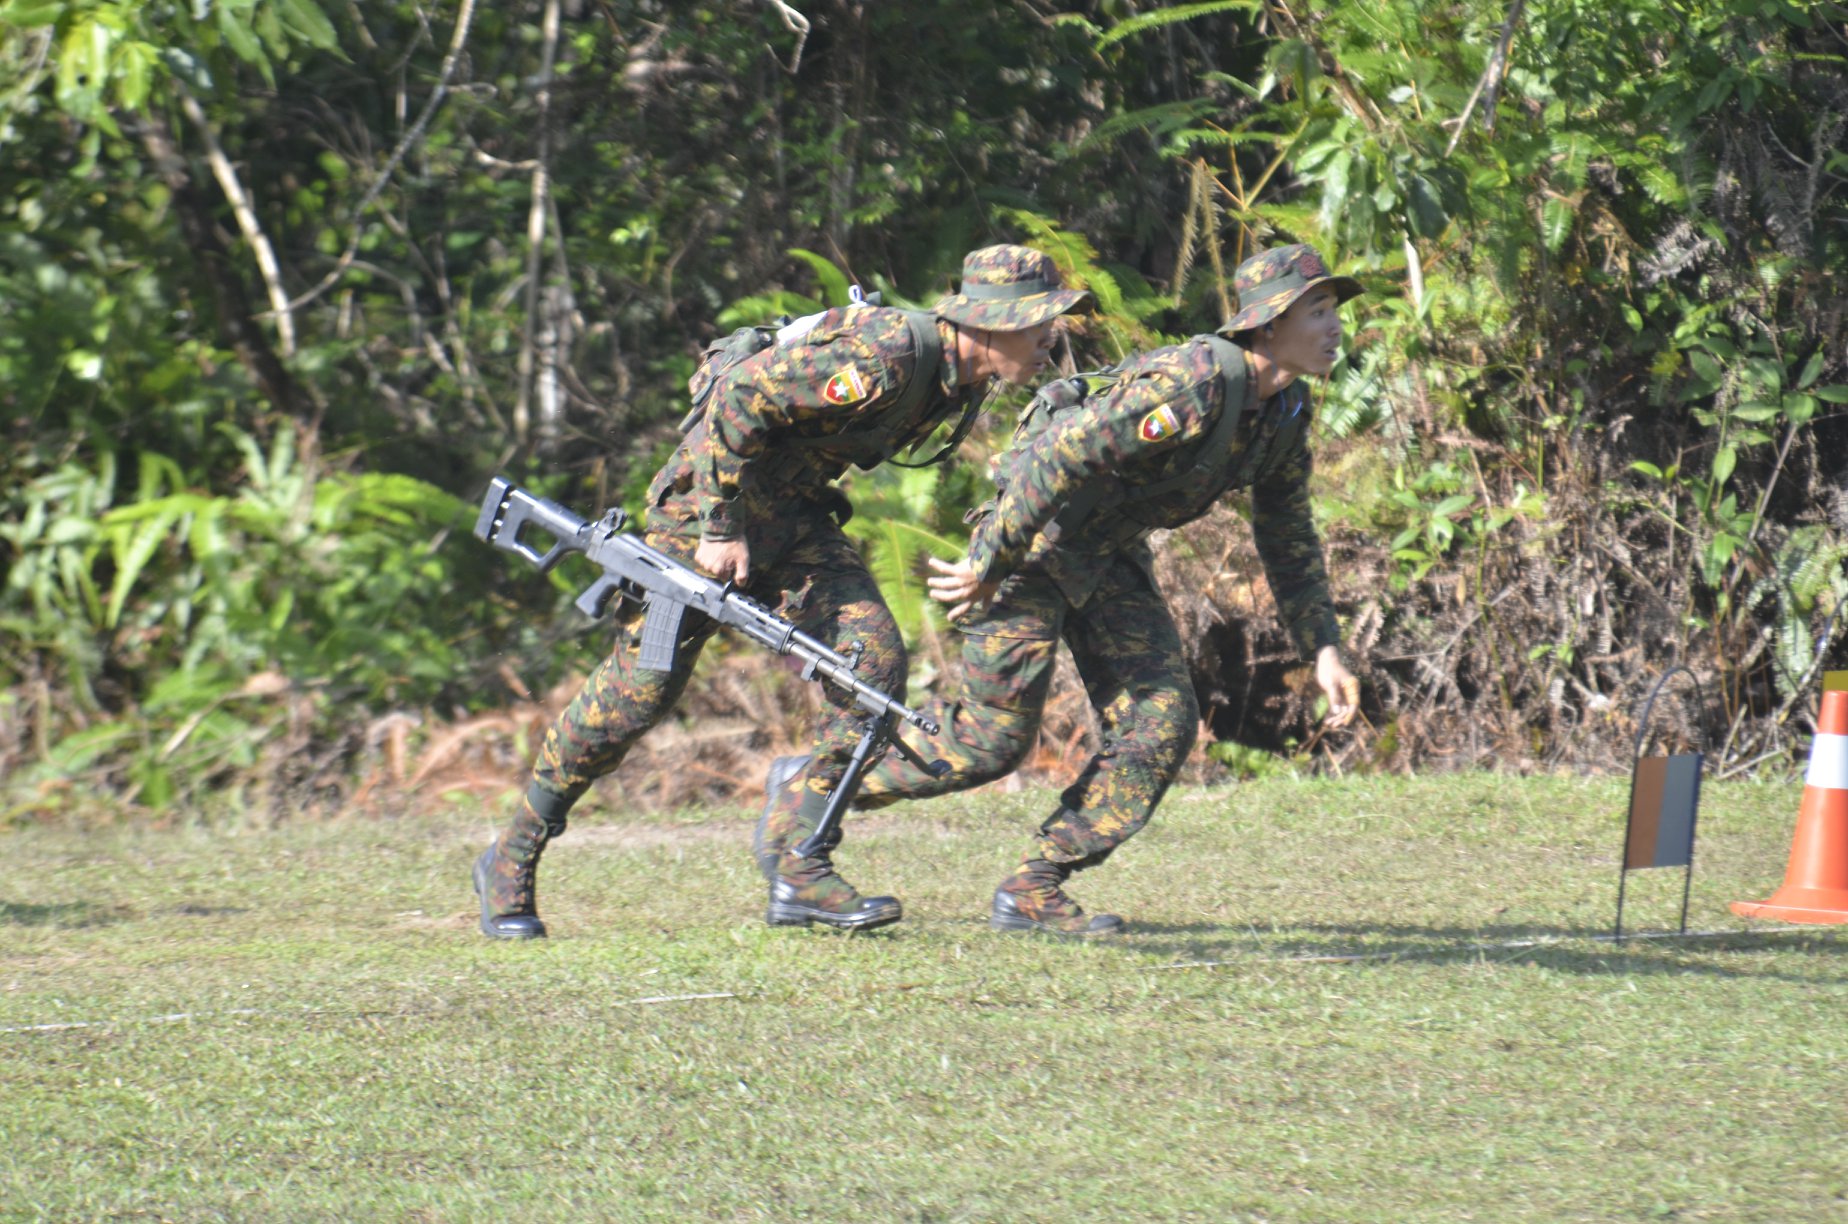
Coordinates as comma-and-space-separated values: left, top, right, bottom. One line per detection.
822, 366, 872, 406
1138, 406, 1181, 443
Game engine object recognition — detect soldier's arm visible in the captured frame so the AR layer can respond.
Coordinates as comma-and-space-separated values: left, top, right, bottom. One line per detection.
966, 370, 1201, 584
1250, 433, 1341, 659
692, 331, 899, 540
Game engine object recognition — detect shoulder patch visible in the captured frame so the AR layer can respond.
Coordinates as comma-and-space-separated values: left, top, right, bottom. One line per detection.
1138, 405, 1181, 443
822, 366, 872, 406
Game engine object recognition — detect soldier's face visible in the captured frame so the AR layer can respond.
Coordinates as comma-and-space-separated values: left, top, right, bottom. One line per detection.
979, 319, 1060, 385
1265, 287, 1345, 378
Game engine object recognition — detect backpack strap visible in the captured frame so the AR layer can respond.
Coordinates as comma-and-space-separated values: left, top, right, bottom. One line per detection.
775, 308, 956, 463
1136, 334, 1254, 499
1038, 337, 1249, 544
886, 309, 968, 468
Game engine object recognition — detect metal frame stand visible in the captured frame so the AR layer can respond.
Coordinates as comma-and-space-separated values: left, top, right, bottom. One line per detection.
1615, 666, 1709, 940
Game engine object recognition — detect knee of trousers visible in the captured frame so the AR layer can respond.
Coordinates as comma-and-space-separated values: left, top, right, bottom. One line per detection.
1113, 695, 1200, 772
946, 704, 1042, 784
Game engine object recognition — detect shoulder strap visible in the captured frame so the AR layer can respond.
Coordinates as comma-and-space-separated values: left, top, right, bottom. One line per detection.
1137, 335, 1253, 499
773, 308, 946, 458
888, 309, 974, 468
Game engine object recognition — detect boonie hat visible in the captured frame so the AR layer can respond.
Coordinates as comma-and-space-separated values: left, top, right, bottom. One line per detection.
933, 244, 1090, 331
1219, 244, 1362, 334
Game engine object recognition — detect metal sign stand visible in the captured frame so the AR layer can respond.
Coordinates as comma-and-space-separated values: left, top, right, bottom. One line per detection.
1615, 666, 1708, 940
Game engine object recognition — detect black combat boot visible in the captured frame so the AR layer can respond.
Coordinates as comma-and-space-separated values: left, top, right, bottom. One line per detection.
765, 824, 901, 931
990, 857, 1124, 936
472, 797, 554, 940
753, 754, 812, 882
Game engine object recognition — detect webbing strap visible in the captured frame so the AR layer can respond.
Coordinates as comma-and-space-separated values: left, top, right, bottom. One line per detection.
886, 309, 974, 468
1137, 335, 1253, 499
777, 309, 951, 463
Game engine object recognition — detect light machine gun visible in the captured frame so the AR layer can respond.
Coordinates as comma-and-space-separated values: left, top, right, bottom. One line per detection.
474, 477, 948, 857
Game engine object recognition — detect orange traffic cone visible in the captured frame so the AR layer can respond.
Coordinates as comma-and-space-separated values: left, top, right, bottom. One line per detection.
1732, 688, 1848, 924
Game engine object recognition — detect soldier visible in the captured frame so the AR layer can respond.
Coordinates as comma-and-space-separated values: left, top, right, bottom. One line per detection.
474, 245, 1088, 939
763, 243, 1364, 935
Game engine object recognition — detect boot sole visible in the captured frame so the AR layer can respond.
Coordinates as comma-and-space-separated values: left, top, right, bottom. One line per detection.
989, 912, 1125, 937
766, 900, 902, 931
473, 851, 547, 940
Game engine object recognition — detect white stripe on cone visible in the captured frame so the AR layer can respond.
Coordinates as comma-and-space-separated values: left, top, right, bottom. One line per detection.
1805, 732, 1848, 791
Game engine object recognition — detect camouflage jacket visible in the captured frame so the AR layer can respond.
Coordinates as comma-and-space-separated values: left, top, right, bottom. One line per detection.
645, 306, 970, 550
967, 337, 1340, 659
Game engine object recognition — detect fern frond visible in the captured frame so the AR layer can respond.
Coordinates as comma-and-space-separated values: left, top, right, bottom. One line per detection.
1095, 0, 1261, 51
1075, 99, 1218, 153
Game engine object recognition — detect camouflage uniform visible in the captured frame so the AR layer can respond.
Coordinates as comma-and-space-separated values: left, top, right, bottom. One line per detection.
854, 245, 1362, 934
476, 245, 1087, 938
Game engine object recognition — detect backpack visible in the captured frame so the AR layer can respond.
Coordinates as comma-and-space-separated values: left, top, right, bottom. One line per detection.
1001, 334, 1255, 546
677, 287, 962, 467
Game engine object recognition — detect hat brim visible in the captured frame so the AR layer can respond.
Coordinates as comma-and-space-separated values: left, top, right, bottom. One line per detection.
1219, 275, 1363, 335
934, 287, 1090, 331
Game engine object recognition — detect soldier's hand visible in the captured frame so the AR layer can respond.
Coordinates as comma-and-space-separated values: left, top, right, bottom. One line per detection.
695, 537, 752, 586
926, 555, 999, 622
1314, 644, 1360, 729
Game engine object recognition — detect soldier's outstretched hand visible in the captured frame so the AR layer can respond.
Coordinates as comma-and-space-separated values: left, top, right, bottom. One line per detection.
926, 555, 1000, 622
1314, 644, 1360, 728
695, 537, 752, 586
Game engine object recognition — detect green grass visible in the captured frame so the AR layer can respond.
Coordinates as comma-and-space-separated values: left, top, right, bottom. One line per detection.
4, 774, 1845, 1222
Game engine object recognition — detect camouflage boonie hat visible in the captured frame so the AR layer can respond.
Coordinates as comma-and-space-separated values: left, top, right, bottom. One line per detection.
1219, 244, 1363, 334
933, 244, 1090, 332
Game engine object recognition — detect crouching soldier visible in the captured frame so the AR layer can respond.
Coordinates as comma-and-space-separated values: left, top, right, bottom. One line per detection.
765, 244, 1366, 935
474, 245, 1088, 939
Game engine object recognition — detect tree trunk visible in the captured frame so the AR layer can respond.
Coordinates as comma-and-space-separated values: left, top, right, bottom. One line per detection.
137, 113, 313, 427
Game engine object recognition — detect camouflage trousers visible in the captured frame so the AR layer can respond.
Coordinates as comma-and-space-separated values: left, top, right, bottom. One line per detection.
504, 508, 907, 859
857, 555, 1198, 870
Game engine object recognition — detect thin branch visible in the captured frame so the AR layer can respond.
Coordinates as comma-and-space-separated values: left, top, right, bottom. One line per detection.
762, 0, 811, 73
283, 0, 478, 313
175, 86, 296, 356
515, 0, 562, 445
1446, 0, 1527, 156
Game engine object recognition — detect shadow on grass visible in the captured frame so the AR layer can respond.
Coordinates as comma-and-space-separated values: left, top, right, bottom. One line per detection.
1120, 920, 1848, 981
0, 900, 132, 929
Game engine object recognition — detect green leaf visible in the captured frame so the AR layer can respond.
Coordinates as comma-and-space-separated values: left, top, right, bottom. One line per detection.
1712, 445, 1736, 487
1, 2, 67, 25
1812, 384, 1848, 404
55, 17, 111, 120
278, 0, 340, 51
1540, 198, 1574, 254
114, 39, 158, 111
1432, 494, 1474, 519
1796, 350, 1823, 389
786, 249, 851, 306
216, 4, 266, 66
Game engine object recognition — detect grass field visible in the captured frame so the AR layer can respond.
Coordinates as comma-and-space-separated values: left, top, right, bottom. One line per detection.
4, 773, 1846, 1222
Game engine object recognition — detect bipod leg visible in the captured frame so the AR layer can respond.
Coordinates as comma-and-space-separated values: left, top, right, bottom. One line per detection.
887, 727, 952, 780
792, 717, 887, 860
